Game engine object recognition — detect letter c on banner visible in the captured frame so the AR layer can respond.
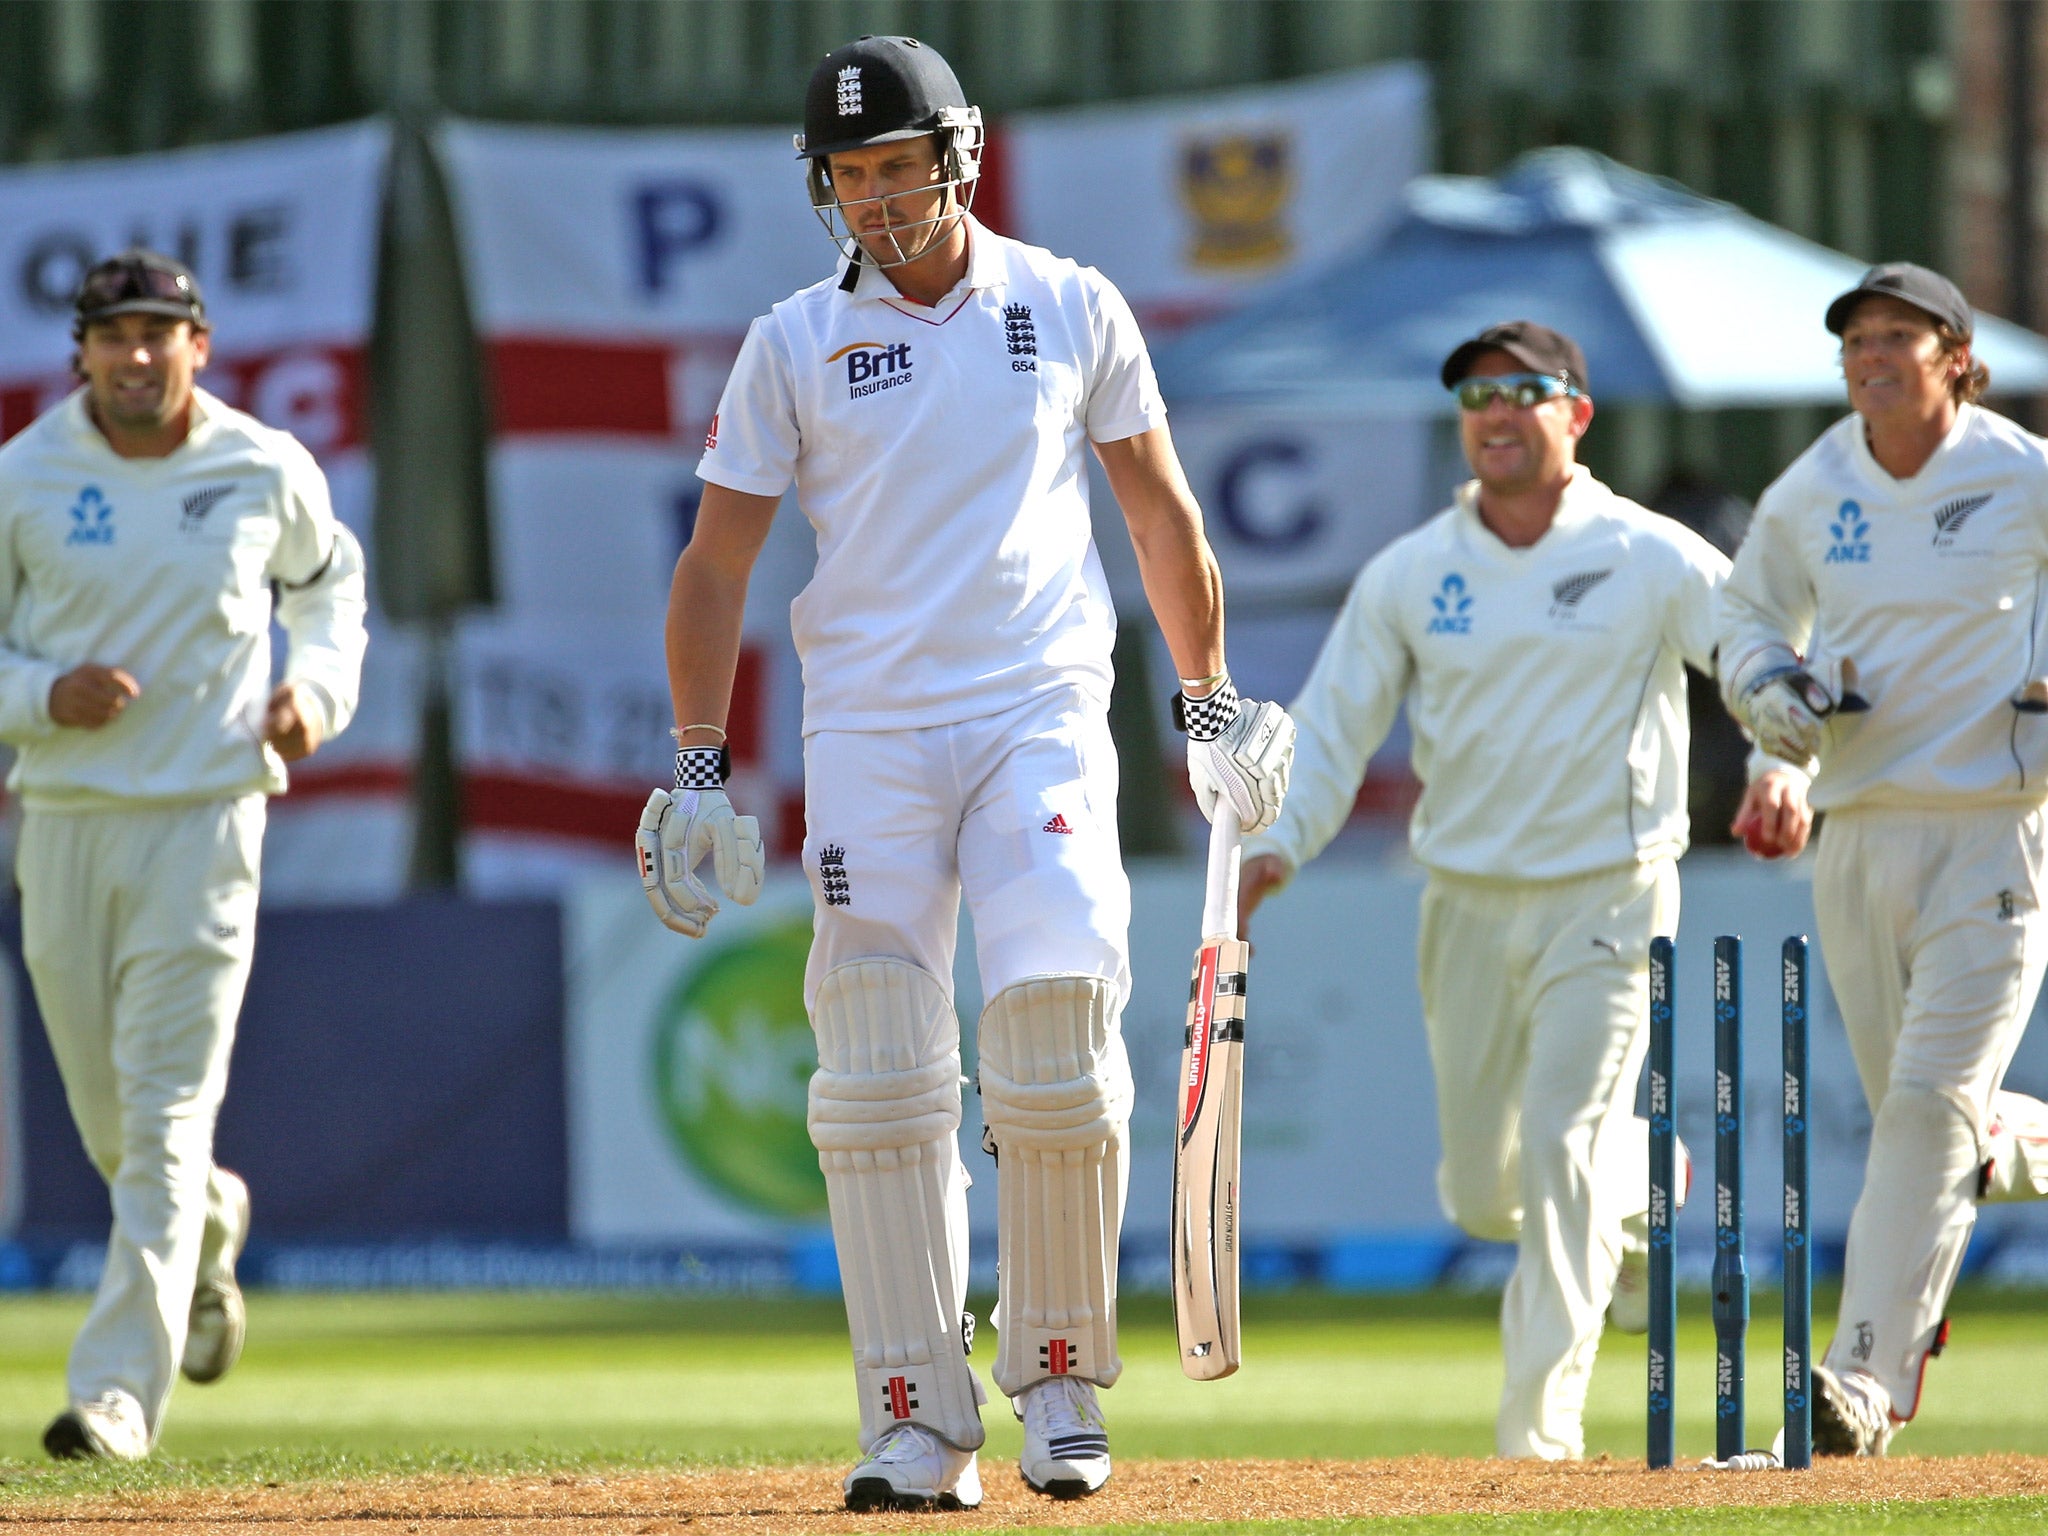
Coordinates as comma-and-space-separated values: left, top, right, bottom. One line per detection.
634, 182, 724, 295
1216, 438, 1322, 552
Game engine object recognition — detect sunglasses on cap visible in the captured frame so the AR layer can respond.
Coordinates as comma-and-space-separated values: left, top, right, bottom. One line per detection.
1451, 372, 1582, 411
75, 258, 203, 320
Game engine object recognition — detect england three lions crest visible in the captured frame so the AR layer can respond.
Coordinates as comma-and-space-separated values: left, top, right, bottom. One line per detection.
1180, 131, 1295, 272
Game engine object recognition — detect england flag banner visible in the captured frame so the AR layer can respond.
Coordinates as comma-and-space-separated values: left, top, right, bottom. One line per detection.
438, 119, 828, 892
0, 122, 410, 902
439, 66, 1428, 893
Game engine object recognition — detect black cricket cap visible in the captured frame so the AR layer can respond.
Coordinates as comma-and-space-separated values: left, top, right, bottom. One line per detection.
1440, 320, 1590, 394
800, 36, 969, 162
73, 248, 206, 335
1825, 263, 1972, 339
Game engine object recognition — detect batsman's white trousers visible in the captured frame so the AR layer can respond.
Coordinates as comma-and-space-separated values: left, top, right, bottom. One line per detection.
801, 688, 1131, 1009
1417, 857, 1676, 1461
800, 688, 1133, 1419
1814, 804, 2048, 1418
19, 797, 263, 1443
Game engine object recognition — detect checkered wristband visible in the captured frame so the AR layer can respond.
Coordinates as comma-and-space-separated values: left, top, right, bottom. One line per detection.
674, 745, 730, 790
1171, 677, 1241, 741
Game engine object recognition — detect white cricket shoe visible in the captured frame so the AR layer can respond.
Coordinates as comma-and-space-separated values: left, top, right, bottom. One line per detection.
43, 1390, 148, 1462
183, 1168, 251, 1384
841, 1424, 982, 1512
1017, 1376, 1111, 1499
1610, 1138, 1692, 1335
1812, 1363, 1895, 1457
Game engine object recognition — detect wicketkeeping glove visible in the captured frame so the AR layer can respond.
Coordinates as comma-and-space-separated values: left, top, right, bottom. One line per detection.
1175, 675, 1296, 834
1723, 643, 1867, 765
637, 747, 765, 938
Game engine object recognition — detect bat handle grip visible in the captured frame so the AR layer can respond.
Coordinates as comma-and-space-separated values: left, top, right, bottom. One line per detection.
1201, 809, 1242, 940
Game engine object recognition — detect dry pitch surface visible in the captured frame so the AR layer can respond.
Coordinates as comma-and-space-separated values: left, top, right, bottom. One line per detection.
4, 1455, 2046, 1533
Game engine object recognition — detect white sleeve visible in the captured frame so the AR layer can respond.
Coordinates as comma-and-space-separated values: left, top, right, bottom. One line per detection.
1657, 519, 1732, 676
2032, 435, 2048, 563
1082, 272, 1168, 445
267, 438, 368, 741
697, 315, 799, 497
1649, 517, 1807, 783
1246, 551, 1412, 875
0, 494, 60, 742
1718, 476, 1818, 693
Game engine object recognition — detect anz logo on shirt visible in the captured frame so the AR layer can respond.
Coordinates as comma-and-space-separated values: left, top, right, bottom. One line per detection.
830, 339, 913, 400
1824, 500, 1871, 564
1425, 572, 1473, 634
65, 486, 115, 546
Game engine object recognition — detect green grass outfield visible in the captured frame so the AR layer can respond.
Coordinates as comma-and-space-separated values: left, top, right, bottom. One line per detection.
0, 1285, 2043, 1531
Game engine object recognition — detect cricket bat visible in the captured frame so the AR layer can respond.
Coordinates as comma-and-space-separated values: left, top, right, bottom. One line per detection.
1172, 808, 1248, 1381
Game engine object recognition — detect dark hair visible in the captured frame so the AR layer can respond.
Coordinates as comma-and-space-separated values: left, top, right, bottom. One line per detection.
1936, 323, 1990, 404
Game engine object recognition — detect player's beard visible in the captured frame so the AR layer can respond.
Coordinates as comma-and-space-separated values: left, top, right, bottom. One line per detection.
845, 189, 964, 270
91, 366, 192, 437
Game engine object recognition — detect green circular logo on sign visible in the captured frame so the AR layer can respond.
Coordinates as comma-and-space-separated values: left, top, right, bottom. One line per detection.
649, 915, 825, 1217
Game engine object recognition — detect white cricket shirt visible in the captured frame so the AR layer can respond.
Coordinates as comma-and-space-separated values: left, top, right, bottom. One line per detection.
0, 387, 367, 808
1721, 404, 2048, 811
1249, 469, 1729, 882
698, 216, 1165, 733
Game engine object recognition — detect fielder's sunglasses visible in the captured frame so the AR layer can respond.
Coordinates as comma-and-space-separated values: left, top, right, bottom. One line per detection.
1452, 372, 1583, 411
76, 260, 198, 311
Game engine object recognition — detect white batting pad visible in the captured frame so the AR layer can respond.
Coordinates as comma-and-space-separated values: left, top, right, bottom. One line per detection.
977, 973, 1132, 1397
810, 958, 985, 1452
1828, 1082, 1980, 1418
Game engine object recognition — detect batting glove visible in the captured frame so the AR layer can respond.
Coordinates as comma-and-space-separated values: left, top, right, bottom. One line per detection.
637, 747, 765, 938
1176, 676, 1296, 834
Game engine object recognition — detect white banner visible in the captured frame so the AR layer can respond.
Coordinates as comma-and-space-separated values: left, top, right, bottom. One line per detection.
0, 122, 388, 372
440, 122, 830, 337
0, 123, 409, 902
1002, 64, 1429, 323
440, 69, 1429, 892
565, 856, 1453, 1250
1101, 405, 1430, 609
566, 851, 2048, 1270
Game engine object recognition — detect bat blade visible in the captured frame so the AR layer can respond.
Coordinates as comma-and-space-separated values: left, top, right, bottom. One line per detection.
1172, 814, 1247, 1381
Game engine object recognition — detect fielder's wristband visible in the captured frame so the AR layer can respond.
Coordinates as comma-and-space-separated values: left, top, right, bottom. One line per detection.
674, 745, 731, 790
1170, 677, 1241, 741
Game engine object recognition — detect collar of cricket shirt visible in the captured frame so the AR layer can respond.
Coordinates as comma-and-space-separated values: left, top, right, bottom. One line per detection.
66, 384, 220, 466
1457, 462, 1607, 549
843, 212, 1003, 311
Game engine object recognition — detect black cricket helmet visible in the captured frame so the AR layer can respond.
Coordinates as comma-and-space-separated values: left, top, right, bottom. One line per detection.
795, 36, 983, 270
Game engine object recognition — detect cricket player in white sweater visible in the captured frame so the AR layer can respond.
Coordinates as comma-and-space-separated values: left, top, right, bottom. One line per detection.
1242, 322, 1730, 1460
1721, 263, 2048, 1456
637, 36, 1292, 1512
0, 250, 367, 1460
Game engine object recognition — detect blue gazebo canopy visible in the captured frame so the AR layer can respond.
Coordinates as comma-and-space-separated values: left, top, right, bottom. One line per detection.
1157, 149, 2048, 411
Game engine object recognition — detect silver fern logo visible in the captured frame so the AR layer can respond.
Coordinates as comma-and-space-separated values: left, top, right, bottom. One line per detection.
181, 483, 235, 533
1550, 568, 1612, 617
1932, 492, 1990, 547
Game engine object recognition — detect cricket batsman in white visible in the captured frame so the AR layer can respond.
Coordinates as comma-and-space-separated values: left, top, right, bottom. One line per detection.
1241, 322, 1738, 1460
637, 34, 1293, 1512
0, 250, 367, 1459
1721, 262, 2048, 1455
